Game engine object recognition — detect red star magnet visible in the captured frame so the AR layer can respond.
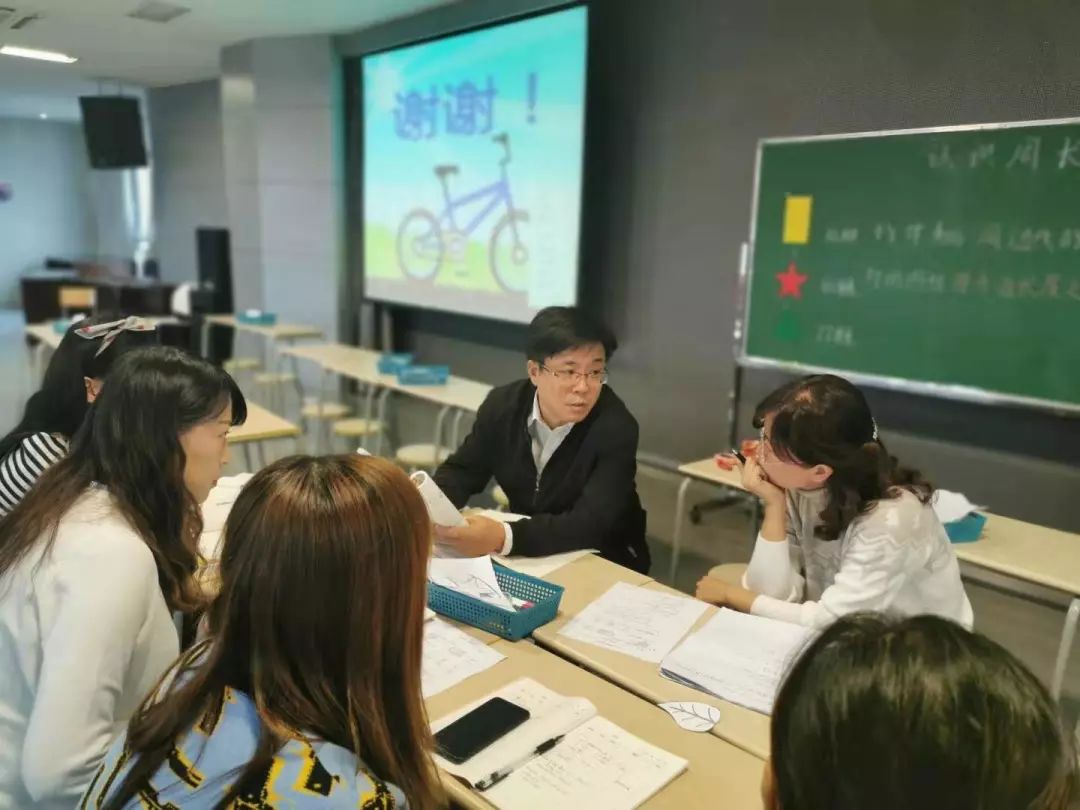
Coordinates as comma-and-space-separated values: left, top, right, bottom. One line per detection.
776, 262, 809, 298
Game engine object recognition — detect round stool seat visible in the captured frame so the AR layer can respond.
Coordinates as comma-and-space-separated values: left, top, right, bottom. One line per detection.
394, 443, 452, 469
706, 562, 748, 585
332, 418, 384, 437
224, 357, 261, 372
301, 402, 350, 420
254, 372, 296, 385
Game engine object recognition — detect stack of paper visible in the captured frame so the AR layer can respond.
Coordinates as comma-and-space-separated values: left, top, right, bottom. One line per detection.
421, 618, 505, 699
558, 582, 708, 663
428, 556, 515, 611
660, 608, 815, 714
432, 677, 687, 810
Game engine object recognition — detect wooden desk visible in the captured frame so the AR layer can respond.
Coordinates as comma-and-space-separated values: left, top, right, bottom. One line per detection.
670, 458, 749, 582
202, 316, 324, 411
541, 552, 652, 616
228, 401, 301, 444
426, 639, 765, 810
533, 559, 771, 760
204, 314, 324, 342
282, 342, 493, 455
673, 455, 1080, 700
227, 401, 301, 470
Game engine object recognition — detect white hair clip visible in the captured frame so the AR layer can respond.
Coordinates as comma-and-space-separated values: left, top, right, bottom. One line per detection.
871, 418, 879, 442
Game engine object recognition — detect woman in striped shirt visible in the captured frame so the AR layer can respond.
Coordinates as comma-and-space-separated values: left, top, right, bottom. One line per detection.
0, 315, 157, 516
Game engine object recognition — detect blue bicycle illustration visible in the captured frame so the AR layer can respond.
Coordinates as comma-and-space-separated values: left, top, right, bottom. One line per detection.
396, 133, 530, 294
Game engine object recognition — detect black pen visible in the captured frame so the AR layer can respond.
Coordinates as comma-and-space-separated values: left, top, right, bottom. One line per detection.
475, 734, 566, 791
730, 448, 746, 464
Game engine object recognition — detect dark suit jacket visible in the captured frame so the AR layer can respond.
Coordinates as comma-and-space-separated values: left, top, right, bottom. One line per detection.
434, 379, 650, 573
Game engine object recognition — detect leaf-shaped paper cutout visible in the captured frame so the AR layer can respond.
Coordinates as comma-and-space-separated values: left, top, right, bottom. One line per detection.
659, 701, 722, 732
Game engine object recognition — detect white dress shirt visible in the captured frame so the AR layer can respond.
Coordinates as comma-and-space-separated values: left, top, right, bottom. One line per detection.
499, 394, 575, 555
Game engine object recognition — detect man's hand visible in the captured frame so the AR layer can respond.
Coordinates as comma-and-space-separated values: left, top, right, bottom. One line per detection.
434, 514, 506, 557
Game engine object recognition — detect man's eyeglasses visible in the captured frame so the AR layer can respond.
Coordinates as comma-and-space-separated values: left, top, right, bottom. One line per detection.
540, 365, 608, 385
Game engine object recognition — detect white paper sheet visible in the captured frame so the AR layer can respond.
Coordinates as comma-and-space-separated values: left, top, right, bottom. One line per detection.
471, 511, 599, 577
483, 716, 688, 810
431, 677, 686, 810
660, 608, 815, 714
558, 582, 708, 663
412, 470, 466, 527
496, 549, 599, 578
428, 555, 514, 611
421, 618, 505, 699
932, 489, 985, 523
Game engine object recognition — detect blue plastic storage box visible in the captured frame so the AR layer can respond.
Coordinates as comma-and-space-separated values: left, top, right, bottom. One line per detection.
427, 563, 564, 641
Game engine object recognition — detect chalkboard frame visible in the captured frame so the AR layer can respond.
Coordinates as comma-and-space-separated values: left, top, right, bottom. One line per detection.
737, 116, 1080, 416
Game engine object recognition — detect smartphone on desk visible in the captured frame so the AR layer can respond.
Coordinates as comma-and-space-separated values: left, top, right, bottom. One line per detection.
435, 697, 531, 764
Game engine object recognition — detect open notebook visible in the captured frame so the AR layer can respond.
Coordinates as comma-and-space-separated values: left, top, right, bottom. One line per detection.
660, 608, 815, 714
432, 677, 687, 810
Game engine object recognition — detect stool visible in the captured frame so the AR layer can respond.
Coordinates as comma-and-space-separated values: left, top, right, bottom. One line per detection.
706, 562, 748, 586
223, 357, 261, 394
302, 402, 350, 452
332, 417, 386, 454
394, 442, 451, 472
255, 371, 297, 414
492, 484, 510, 511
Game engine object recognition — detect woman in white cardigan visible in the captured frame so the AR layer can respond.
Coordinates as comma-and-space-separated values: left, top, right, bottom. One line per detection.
0, 346, 246, 809
696, 374, 972, 630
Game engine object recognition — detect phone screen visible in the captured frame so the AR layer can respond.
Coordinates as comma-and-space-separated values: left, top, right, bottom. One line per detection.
435, 697, 531, 764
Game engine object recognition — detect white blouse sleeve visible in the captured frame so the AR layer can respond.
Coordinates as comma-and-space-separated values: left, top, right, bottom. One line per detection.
751, 510, 912, 628
743, 495, 804, 601
20, 538, 165, 803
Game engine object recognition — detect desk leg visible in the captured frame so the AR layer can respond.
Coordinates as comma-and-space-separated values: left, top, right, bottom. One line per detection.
450, 409, 467, 449
1051, 597, 1080, 701
433, 406, 450, 467
314, 368, 331, 455
34, 342, 49, 383
361, 383, 379, 453
670, 476, 693, 585
374, 388, 392, 457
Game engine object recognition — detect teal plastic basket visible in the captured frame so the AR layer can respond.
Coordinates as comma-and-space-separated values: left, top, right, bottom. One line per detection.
428, 563, 564, 641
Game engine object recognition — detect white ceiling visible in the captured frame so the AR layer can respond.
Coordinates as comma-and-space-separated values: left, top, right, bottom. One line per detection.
0, 0, 456, 120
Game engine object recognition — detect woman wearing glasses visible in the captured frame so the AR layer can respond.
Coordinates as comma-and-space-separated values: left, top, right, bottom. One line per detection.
434, 306, 649, 572
695, 374, 971, 629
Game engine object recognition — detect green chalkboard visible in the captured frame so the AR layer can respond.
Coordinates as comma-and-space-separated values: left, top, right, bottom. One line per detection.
743, 119, 1080, 412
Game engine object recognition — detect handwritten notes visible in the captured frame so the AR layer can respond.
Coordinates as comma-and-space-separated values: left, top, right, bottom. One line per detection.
660, 608, 815, 715
558, 583, 708, 663
421, 618, 504, 699
484, 716, 687, 810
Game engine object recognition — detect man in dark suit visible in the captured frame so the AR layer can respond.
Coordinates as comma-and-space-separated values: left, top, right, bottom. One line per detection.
433, 307, 650, 573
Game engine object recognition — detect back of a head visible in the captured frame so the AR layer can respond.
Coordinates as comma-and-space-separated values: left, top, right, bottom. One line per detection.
770, 613, 1076, 810
0, 314, 159, 457
206, 454, 438, 806
525, 306, 617, 363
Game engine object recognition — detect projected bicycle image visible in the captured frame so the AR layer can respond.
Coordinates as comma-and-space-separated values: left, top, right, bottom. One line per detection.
395, 134, 529, 294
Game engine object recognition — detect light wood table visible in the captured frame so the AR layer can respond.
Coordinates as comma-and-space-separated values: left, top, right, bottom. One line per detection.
202, 315, 324, 411
227, 401, 301, 470
670, 458, 750, 582
426, 638, 765, 810
674, 455, 1080, 700
533, 559, 771, 760
282, 342, 493, 455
